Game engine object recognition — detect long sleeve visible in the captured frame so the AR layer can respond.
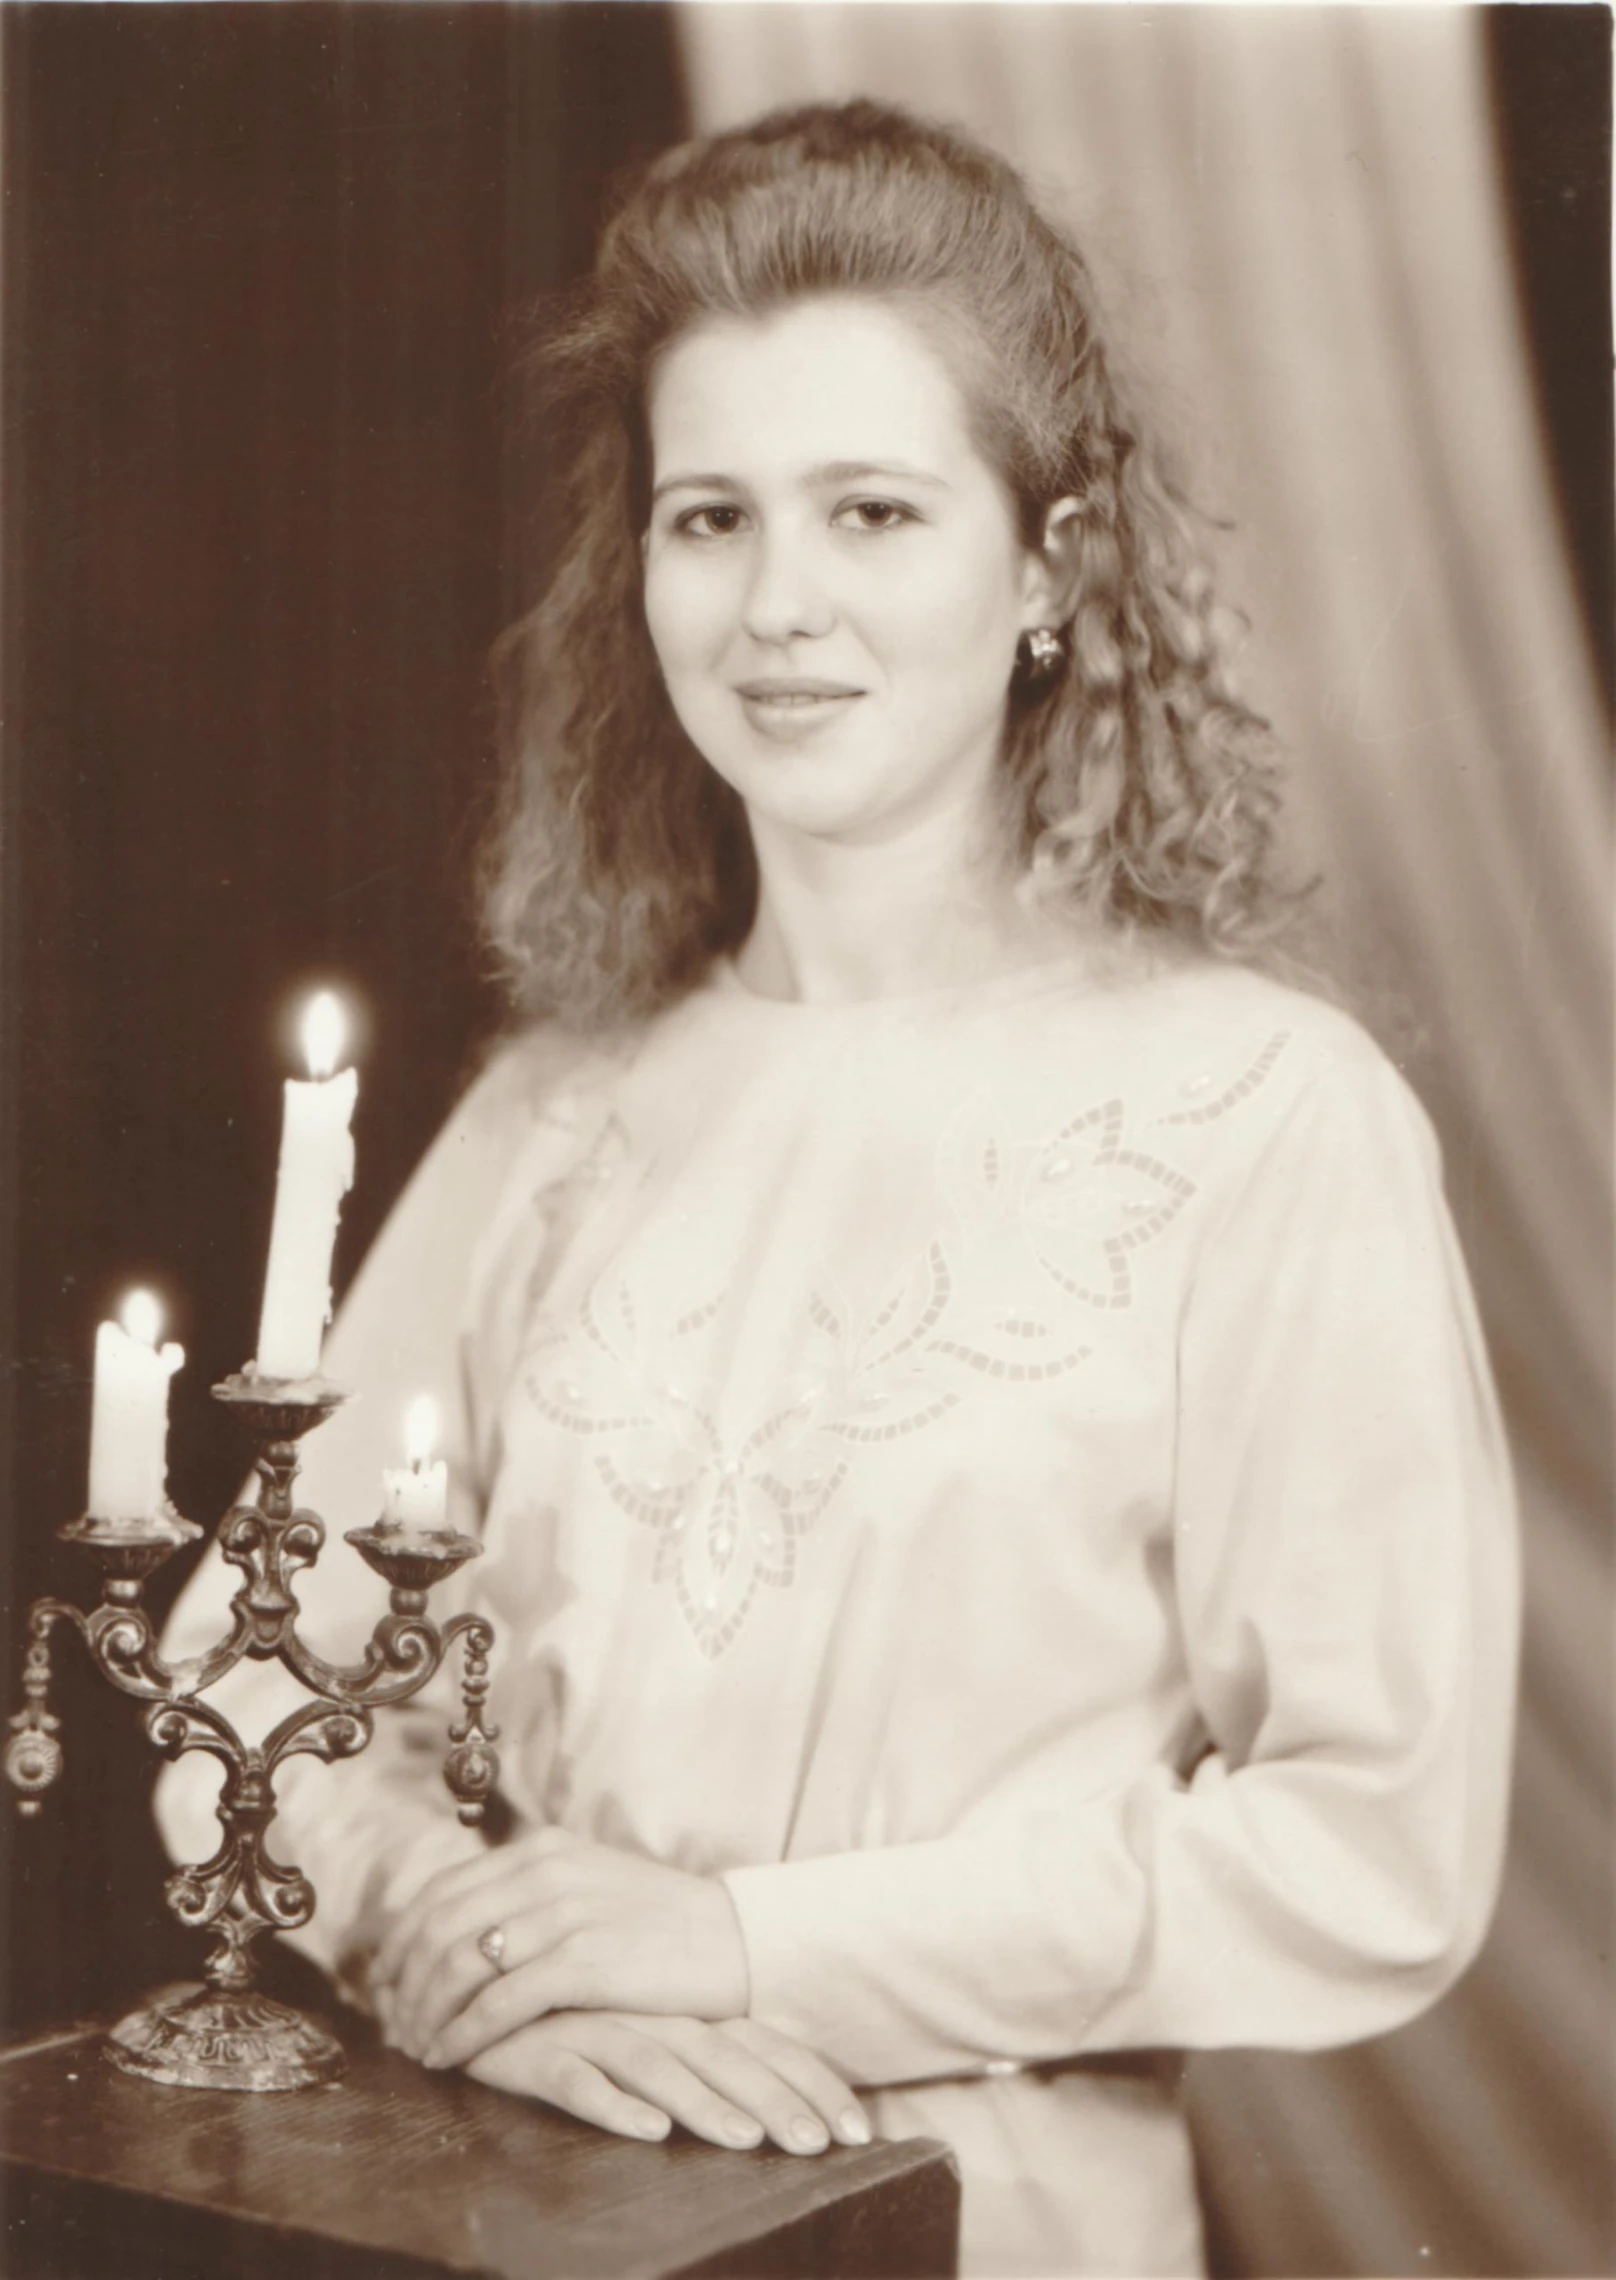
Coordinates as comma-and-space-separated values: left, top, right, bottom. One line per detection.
152, 1030, 593, 1987
720, 1039, 1520, 2085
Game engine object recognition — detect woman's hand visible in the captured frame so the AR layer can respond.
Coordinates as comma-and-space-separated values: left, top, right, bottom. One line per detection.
463, 2010, 873, 2155
371, 1826, 750, 2069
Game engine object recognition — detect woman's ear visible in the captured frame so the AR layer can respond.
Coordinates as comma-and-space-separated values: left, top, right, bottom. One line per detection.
1020, 496, 1085, 629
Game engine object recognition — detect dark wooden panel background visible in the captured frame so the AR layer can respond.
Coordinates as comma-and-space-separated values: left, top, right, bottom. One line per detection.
0, 0, 683, 2038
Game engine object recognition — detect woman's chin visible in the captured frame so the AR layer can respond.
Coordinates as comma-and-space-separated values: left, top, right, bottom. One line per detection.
708, 753, 879, 843
737, 779, 899, 847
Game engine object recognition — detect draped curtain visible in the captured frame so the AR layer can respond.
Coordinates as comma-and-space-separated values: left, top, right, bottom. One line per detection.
676, 10, 1612, 2273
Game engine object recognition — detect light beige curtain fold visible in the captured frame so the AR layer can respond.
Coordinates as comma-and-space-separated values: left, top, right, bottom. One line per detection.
676, 9, 1612, 2272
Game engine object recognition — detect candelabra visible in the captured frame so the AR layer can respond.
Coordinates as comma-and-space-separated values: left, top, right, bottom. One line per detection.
4, 1373, 499, 2093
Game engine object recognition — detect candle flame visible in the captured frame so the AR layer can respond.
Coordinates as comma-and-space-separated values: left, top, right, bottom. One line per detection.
122, 1289, 162, 1347
405, 1394, 439, 1470
302, 991, 346, 1081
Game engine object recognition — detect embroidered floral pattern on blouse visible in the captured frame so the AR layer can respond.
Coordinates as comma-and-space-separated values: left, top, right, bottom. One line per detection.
939, 1091, 1199, 1316
523, 1276, 851, 1659
1155, 1032, 1290, 1127
519, 1030, 1292, 1659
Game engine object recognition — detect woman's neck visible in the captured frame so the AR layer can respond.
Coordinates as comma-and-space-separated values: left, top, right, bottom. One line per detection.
734, 800, 1068, 1005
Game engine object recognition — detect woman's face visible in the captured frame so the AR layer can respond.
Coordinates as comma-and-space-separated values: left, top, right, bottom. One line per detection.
642, 294, 1057, 851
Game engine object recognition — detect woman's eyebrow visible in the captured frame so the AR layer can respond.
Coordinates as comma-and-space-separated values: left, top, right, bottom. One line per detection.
650, 471, 743, 505
808, 459, 950, 490
650, 460, 952, 506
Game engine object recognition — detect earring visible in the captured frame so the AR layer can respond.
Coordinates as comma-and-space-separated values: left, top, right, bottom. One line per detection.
1019, 626, 1066, 682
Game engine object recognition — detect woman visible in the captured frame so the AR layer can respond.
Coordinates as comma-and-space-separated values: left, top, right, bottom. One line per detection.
159, 101, 1518, 2277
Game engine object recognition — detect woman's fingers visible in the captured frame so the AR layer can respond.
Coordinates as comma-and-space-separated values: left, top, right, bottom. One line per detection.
569, 2017, 771, 2151
464, 2014, 844, 2156
423, 1951, 570, 2070
643, 2017, 850, 2154
446, 2009, 871, 2162
373, 1855, 486, 1989
465, 2023, 670, 2143
387, 1921, 500, 2058
375, 1857, 505, 1994
715, 2016, 873, 2146
387, 1868, 560, 2054
394, 1898, 567, 2059
468, 2015, 763, 2151
374, 1828, 567, 1989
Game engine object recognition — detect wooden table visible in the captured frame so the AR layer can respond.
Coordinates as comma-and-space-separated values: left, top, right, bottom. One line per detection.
0, 2010, 959, 2280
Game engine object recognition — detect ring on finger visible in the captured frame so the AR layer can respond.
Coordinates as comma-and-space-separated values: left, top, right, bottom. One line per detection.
477, 1925, 509, 1973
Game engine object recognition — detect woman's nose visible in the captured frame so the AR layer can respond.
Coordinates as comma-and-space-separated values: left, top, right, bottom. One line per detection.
741, 531, 834, 644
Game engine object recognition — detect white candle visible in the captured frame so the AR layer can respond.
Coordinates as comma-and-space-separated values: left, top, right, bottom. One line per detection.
255, 991, 357, 1380
381, 1395, 449, 1531
87, 1289, 184, 1524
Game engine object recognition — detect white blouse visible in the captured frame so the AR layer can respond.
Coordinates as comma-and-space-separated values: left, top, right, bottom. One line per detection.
157, 956, 1518, 2277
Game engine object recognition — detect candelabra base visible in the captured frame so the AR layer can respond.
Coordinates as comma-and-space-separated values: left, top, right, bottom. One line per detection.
105, 1983, 346, 2092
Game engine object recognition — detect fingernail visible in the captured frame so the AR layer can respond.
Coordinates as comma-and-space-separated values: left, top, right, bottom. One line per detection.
632, 2109, 670, 2140
838, 2108, 872, 2145
722, 2116, 763, 2148
789, 2116, 829, 2152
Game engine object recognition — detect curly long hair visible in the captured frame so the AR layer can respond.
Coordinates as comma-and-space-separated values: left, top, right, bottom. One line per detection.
482, 99, 1300, 1029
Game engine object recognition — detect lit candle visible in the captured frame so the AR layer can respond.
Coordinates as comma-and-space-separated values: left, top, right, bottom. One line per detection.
87, 1289, 184, 1524
255, 991, 357, 1381
382, 1396, 449, 1532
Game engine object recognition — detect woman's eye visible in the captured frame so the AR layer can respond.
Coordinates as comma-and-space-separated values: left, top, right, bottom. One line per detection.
676, 504, 746, 539
834, 499, 915, 533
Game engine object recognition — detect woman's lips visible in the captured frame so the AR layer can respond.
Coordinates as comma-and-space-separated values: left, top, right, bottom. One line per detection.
734, 681, 863, 743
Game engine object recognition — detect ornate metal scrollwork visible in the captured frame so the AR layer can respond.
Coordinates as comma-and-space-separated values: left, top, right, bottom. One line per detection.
6, 1373, 500, 2091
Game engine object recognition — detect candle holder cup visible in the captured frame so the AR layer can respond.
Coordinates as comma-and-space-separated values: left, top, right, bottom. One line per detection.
4, 1370, 499, 2093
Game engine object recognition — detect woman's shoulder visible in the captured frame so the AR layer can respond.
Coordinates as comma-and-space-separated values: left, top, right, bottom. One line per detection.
1094, 953, 1418, 1102
460, 1019, 618, 1110
368, 1024, 637, 1277
451, 1020, 636, 1143
1042, 953, 1442, 1194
